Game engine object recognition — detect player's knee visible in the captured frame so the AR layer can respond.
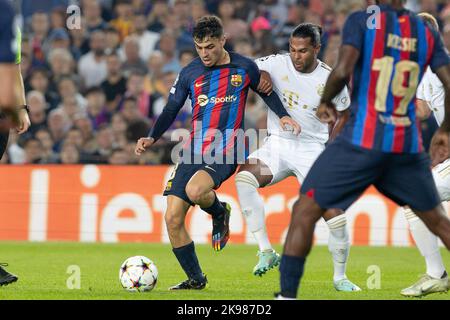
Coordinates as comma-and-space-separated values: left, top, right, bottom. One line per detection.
235, 171, 260, 189
164, 211, 184, 232
185, 184, 205, 203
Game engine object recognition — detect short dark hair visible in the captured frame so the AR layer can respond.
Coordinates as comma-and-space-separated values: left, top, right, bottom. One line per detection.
192, 16, 224, 42
291, 23, 322, 47
84, 86, 104, 96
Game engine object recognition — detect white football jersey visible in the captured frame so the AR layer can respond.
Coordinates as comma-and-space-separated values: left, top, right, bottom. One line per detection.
255, 54, 350, 144
416, 67, 444, 126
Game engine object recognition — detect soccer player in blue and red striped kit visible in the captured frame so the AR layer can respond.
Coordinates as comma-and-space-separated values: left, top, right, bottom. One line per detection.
135, 16, 299, 290
277, 0, 450, 299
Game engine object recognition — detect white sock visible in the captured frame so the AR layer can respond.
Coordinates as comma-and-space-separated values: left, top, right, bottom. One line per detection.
235, 171, 272, 252
327, 214, 350, 282
404, 208, 446, 279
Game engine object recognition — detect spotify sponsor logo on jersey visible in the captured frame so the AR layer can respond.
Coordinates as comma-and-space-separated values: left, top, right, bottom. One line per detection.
197, 94, 237, 107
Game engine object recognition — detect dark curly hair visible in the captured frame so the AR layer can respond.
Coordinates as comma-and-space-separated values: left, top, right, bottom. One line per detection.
192, 16, 224, 42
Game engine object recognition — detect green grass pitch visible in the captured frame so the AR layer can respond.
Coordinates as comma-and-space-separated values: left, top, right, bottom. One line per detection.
0, 242, 448, 300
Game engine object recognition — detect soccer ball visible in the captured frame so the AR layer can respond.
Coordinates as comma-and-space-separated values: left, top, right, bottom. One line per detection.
119, 256, 158, 292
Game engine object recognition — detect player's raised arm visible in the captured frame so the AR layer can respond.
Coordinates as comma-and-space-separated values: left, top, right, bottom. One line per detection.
135, 71, 189, 155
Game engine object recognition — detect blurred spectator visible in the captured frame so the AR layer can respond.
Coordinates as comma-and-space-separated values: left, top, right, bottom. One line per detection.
276, 4, 304, 51
46, 28, 71, 55
148, 0, 170, 32
179, 49, 197, 68
104, 26, 122, 54
132, 12, 160, 62
173, 0, 195, 33
78, 30, 108, 88
85, 87, 109, 129
82, 0, 108, 33
157, 29, 182, 74
74, 114, 97, 153
233, 37, 255, 58
35, 128, 58, 163
144, 51, 166, 96
49, 6, 67, 30
69, 27, 89, 58
108, 147, 130, 164
101, 52, 128, 112
121, 97, 142, 123
122, 71, 150, 117
234, 0, 256, 22
29, 11, 50, 66
218, 0, 249, 44
22, 0, 69, 19
23, 137, 44, 164
27, 91, 48, 133
110, 0, 134, 40
120, 35, 148, 76
59, 143, 81, 164
64, 127, 85, 151
111, 113, 128, 147
258, 0, 288, 35
57, 76, 87, 111
48, 48, 77, 84
26, 67, 59, 110
47, 108, 72, 152
5, 132, 25, 164
191, 0, 209, 22
90, 125, 117, 163
150, 70, 191, 138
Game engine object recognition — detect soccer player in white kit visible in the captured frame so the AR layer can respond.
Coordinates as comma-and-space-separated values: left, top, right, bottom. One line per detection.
401, 13, 450, 298
235, 23, 361, 291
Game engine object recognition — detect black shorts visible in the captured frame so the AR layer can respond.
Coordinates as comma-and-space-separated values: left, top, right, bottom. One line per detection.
0, 130, 8, 159
301, 137, 441, 212
163, 162, 238, 205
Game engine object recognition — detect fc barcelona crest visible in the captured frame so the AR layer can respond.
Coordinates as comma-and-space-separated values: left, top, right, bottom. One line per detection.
231, 74, 242, 87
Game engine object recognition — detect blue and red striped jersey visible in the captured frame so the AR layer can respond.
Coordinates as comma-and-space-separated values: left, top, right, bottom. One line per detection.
0, 0, 16, 63
152, 52, 263, 159
340, 5, 450, 153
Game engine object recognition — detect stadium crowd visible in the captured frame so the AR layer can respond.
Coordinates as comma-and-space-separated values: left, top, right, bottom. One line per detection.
2, 0, 450, 165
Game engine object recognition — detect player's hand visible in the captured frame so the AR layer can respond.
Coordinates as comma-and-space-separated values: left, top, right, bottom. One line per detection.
16, 108, 31, 134
257, 70, 273, 95
430, 129, 450, 167
280, 116, 301, 135
135, 137, 155, 156
316, 102, 337, 124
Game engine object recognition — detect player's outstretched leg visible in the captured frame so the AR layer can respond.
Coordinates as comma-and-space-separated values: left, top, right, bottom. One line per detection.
235, 162, 280, 277
165, 196, 208, 290
324, 210, 361, 292
277, 195, 325, 299
401, 208, 448, 297
185, 170, 230, 252
0, 263, 18, 286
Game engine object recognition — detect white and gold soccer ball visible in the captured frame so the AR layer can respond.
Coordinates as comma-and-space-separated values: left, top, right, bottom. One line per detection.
119, 256, 158, 292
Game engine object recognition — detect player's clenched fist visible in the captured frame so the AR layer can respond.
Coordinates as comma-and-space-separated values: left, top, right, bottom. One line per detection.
316, 102, 337, 124
135, 137, 155, 155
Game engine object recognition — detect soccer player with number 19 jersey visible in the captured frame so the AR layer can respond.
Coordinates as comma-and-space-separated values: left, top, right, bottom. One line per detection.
277, 0, 450, 299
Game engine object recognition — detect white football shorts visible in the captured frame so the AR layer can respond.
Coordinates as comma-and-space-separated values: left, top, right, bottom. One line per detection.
247, 134, 325, 185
